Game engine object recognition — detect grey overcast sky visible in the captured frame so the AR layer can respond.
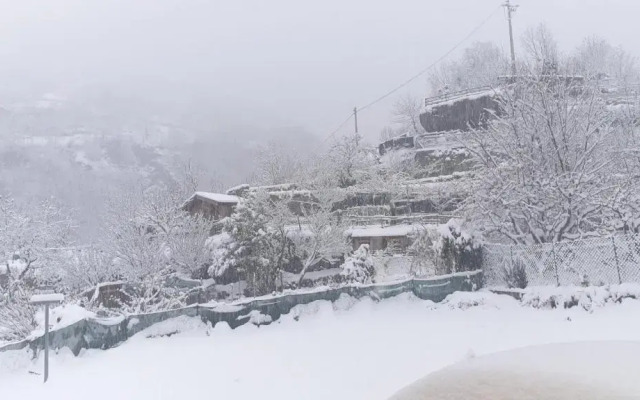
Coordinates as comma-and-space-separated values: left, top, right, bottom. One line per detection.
0, 0, 637, 141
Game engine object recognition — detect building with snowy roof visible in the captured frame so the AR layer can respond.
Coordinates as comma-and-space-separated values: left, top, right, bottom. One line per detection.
182, 192, 240, 221
347, 224, 425, 254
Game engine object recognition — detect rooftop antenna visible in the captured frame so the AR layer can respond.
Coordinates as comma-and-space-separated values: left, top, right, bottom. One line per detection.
503, 0, 519, 76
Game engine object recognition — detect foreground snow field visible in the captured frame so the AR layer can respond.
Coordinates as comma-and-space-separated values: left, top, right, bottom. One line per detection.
2, 292, 640, 400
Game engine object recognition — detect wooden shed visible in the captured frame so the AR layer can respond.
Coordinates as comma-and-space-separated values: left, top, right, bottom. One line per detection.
182, 192, 240, 221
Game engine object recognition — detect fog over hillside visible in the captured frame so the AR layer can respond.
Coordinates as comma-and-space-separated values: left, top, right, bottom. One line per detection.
0, 86, 320, 238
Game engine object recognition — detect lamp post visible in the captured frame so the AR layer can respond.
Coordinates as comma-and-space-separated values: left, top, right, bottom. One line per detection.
29, 293, 64, 383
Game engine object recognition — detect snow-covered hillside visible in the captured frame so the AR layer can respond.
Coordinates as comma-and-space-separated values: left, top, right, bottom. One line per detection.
0, 91, 317, 238
2, 292, 640, 400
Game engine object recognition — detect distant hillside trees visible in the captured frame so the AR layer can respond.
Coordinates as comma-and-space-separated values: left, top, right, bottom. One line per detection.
428, 41, 509, 94
571, 36, 639, 83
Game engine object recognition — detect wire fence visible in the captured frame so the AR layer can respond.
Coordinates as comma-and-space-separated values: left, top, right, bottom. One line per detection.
483, 233, 640, 288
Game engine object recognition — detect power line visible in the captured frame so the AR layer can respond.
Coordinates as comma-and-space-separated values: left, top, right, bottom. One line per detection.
323, 112, 354, 142
322, 4, 503, 143
357, 5, 502, 113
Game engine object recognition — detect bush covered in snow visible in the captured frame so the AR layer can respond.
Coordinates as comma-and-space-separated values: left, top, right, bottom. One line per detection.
0, 290, 37, 342
408, 220, 482, 277
519, 284, 640, 310
215, 191, 294, 296
435, 220, 482, 274
340, 244, 375, 284
502, 258, 528, 289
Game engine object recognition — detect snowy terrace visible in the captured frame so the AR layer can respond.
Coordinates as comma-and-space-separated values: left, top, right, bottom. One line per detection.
420, 86, 501, 133
378, 130, 466, 155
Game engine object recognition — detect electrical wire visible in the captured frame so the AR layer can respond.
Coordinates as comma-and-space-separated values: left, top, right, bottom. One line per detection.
358, 5, 502, 113
323, 112, 354, 142
322, 4, 502, 142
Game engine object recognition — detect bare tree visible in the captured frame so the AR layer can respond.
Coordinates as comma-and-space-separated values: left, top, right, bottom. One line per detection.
328, 133, 377, 188
60, 246, 120, 293
392, 94, 424, 135
428, 42, 508, 94
571, 36, 639, 84
521, 23, 559, 74
254, 141, 303, 186
379, 125, 399, 142
99, 177, 213, 312
166, 213, 213, 278
289, 190, 349, 285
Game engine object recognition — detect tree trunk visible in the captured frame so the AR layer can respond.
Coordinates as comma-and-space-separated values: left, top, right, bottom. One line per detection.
297, 251, 317, 286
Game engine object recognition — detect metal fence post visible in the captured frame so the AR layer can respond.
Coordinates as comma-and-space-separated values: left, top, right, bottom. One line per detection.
611, 236, 622, 284
552, 242, 560, 286
44, 303, 49, 383
509, 246, 514, 270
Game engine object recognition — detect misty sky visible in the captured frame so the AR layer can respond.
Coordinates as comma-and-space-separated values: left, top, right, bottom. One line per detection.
0, 0, 637, 141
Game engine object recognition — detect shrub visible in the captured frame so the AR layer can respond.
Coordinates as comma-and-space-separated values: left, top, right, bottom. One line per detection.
435, 220, 482, 274
341, 244, 375, 284
502, 259, 528, 289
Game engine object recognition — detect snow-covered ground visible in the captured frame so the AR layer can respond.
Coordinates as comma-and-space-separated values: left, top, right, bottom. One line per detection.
2, 291, 640, 400
391, 341, 640, 399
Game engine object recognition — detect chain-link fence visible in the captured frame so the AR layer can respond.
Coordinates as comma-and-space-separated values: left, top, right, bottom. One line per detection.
483, 233, 640, 288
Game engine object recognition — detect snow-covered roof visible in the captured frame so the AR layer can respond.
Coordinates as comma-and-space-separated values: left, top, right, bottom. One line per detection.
348, 224, 424, 238
225, 184, 250, 195
186, 192, 240, 206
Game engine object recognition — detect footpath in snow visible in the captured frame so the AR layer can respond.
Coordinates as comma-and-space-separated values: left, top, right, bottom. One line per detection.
2, 290, 640, 400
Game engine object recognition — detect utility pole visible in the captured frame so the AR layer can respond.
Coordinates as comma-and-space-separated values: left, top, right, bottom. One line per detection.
353, 107, 358, 134
503, 0, 518, 77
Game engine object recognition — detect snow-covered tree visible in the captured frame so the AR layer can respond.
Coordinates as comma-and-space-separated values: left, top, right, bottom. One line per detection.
428, 42, 508, 94
288, 190, 349, 285
571, 36, 639, 84
521, 23, 559, 74
216, 191, 293, 295
0, 195, 73, 341
328, 133, 377, 188
59, 246, 120, 293
379, 126, 399, 142
392, 94, 424, 135
340, 244, 375, 284
254, 141, 304, 186
0, 196, 74, 288
408, 228, 439, 276
99, 178, 214, 312
166, 213, 212, 279
464, 73, 640, 244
